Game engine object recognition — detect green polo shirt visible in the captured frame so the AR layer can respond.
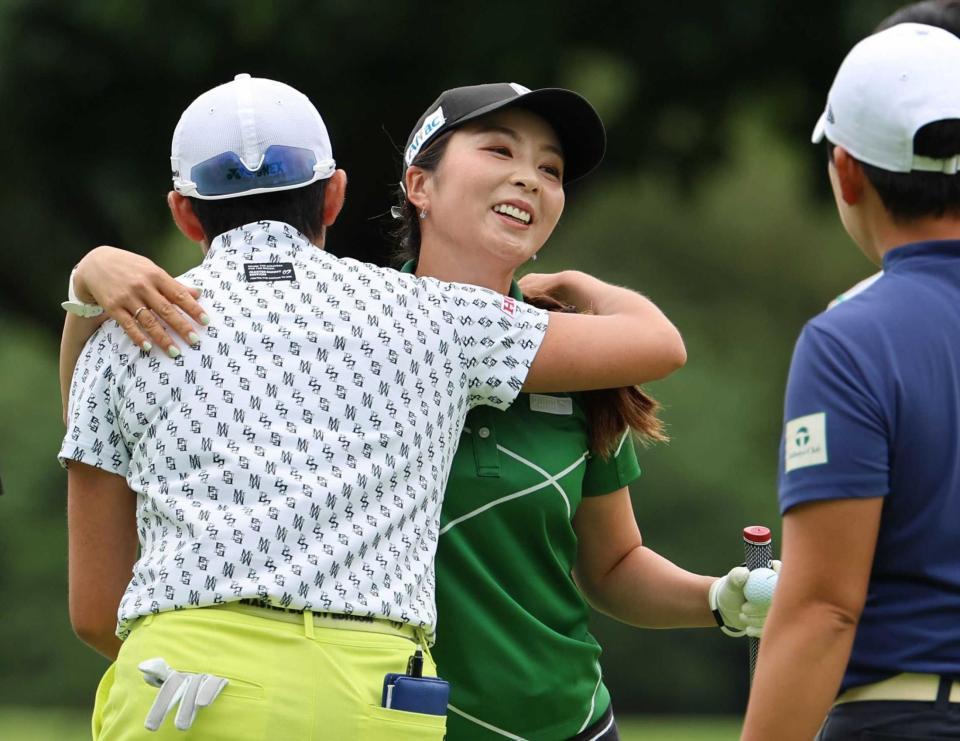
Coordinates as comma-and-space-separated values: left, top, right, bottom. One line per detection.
401, 263, 642, 740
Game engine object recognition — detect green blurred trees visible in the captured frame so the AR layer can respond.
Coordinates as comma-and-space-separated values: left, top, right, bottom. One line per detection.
0, 0, 899, 715
0, 0, 900, 326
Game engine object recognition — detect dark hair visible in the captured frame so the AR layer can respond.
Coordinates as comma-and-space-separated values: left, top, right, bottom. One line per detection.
828, 120, 960, 221
524, 293, 668, 458
875, 0, 960, 35
392, 131, 455, 265
189, 178, 328, 243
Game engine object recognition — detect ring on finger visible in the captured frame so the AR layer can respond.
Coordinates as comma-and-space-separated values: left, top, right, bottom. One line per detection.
133, 306, 150, 322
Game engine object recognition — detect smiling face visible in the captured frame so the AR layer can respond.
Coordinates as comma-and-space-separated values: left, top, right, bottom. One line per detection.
410, 107, 566, 274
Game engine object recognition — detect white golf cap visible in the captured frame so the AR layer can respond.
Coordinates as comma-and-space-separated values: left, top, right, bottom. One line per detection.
811, 23, 960, 174
171, 73, 336, 200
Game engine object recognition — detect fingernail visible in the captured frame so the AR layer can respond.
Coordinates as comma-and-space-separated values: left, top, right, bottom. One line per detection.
188, 332, 201, 346
199, 313, 211, 326
141, 341, 153, 353
168, 346, 181, 359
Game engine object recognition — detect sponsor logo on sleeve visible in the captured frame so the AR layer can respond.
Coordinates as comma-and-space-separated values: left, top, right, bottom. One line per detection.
500, 296, 516, 317
784, 412, 828, 473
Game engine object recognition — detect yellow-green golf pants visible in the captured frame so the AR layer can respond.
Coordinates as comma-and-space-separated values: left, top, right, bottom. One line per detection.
91, 602, 446, 740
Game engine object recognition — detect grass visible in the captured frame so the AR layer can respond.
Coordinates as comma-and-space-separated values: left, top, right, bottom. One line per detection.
0, 706, 742, 740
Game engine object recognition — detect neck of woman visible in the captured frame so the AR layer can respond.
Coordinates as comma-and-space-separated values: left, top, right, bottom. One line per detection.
415, 239, 516, 295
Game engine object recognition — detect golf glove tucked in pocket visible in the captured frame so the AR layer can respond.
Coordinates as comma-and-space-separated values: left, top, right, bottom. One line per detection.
138, 657, 229, 732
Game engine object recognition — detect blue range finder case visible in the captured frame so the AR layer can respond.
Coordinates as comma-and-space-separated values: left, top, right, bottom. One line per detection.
381, 673, 449, 716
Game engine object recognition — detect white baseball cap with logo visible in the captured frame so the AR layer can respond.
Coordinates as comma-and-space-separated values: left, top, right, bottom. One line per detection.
171, 73, 336, 200
812, 23, 960, 175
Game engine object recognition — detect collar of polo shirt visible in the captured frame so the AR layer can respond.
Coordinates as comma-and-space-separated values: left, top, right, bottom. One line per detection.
399, 260, 524, 302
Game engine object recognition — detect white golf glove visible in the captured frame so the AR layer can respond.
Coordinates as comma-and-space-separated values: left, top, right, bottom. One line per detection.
138, 657, 229, 732
708, 561, 781, 638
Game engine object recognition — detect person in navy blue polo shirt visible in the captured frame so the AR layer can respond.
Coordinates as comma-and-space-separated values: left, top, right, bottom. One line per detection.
742, 23, 960, 741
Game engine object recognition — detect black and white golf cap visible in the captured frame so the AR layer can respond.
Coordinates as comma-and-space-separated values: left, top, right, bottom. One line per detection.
403, 82, 606, 183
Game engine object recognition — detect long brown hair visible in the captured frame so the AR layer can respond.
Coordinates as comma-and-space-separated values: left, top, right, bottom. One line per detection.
524, 293, 668, 459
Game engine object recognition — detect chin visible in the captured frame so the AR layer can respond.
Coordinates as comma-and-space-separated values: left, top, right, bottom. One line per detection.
496, 244, 537, 269
474, 234, 530, 265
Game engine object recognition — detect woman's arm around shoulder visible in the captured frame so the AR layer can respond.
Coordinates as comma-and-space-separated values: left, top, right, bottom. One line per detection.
59, 246, 208, 420
520, 271, 686, 393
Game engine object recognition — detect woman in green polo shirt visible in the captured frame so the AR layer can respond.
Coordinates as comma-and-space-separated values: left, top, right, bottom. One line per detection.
60, 83, 765, 740
390, 83, 760, 740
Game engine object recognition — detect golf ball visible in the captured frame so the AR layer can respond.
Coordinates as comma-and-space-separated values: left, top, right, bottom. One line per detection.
744, 567, 778, 606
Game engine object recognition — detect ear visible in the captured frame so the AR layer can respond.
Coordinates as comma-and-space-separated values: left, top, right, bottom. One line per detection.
321, 169, 347, 226
405, 166, 431, 211
167, 192, 207, 244
832, 147, 866, 206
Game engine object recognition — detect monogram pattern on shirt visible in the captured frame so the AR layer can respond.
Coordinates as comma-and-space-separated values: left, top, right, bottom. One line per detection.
60, 221, 547, 638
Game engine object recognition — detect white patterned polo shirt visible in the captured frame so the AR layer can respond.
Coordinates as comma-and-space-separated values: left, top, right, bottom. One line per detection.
60, 220, 548, 638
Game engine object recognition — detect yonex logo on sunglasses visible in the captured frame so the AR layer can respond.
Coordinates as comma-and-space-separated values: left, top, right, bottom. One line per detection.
226, 161, 285, 181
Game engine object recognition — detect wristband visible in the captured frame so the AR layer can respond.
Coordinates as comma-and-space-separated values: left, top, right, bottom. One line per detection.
61, 268, 104, 318
708, 576, 747, 638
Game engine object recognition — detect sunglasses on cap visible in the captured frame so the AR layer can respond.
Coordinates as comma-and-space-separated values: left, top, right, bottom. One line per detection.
176, 145, 336, 199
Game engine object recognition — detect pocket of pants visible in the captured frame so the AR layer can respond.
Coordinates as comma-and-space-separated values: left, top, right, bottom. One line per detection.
97, 658, 267, 741
358, 704, 447, 740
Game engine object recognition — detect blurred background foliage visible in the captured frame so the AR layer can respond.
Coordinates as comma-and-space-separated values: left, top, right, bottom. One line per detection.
0, 0, 902, 722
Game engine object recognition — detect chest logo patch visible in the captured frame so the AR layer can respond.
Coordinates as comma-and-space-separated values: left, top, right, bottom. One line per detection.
244, 262, 296, 283
784, 412, 828, 472
529, 394, 573, 415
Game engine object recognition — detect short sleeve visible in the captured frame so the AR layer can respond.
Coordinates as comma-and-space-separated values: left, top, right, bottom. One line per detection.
58, 327, 131, 475
439, 282, 549, 410
582, 430, 642, 497
778, 323, 889, 514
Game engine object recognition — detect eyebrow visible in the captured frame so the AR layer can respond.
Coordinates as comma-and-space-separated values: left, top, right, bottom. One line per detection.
476, 124, 564, 158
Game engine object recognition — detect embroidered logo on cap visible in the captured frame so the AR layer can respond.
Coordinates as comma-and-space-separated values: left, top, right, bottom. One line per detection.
405, 106, 446, 165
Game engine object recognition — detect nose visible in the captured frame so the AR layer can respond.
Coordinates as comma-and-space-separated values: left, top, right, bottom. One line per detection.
511, 163, 540, 193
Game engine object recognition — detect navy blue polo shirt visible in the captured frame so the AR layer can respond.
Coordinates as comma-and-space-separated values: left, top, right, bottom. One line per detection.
779, 239, 960, 691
